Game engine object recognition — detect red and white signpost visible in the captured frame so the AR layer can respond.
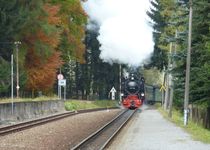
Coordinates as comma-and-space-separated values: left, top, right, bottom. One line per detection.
57, 74, 64, 80
57, 74, 66, 100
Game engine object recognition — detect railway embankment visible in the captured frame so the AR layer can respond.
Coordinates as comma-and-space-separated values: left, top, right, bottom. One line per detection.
0, 99, 117, 126
0, 109, 121, 150
0, 100, 65, 125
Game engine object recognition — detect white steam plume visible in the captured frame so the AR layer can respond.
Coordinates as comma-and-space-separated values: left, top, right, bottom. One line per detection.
83, 0, 154, 66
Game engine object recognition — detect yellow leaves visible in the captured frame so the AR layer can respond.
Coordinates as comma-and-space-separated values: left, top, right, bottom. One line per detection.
68, 34, 86, 64
53, 0, 87, 63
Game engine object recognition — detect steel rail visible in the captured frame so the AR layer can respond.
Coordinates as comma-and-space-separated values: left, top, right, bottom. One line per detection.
71, 109, 136, 150
0, 107, 118, 136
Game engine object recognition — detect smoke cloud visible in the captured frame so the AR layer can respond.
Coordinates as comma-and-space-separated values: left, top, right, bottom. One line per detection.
83, 0, 154, 66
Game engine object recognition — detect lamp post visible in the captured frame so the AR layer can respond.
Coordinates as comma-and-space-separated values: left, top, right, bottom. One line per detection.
14, 41, 21, 98
184, 0, 193, 126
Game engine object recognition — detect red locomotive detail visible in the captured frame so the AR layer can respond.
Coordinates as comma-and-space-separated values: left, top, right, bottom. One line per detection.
121, 73, 145, 109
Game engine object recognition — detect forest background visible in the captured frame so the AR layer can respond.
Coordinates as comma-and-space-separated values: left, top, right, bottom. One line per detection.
0, 0, 210, 110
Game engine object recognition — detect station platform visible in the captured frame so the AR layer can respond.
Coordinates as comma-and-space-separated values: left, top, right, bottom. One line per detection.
108, 105, 210, 150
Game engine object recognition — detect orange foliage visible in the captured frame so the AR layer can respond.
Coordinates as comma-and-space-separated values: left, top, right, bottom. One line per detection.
44, 4, 61, 25
23, 3, 61, 46
35, 4, 61, 48
25, 3, 63, 92
26, 49, 63, 92
37, 30, 60, 48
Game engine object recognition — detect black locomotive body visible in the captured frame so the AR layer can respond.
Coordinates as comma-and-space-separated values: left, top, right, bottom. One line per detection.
121, 73, 145, 109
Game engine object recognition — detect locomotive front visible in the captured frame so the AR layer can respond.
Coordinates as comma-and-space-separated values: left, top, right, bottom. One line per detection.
122, 74, 145, 109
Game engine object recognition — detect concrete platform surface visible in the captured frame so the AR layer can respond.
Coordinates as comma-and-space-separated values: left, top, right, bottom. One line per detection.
108, 105, 210, 150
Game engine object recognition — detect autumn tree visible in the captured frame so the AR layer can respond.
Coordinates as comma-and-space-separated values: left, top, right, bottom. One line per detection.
50, 0, 87, 97
0, 0, 88, 97
21, 2, 63, 95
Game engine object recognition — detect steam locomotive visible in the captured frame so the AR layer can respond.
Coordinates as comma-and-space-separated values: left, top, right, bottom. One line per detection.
121, 73, 145, 109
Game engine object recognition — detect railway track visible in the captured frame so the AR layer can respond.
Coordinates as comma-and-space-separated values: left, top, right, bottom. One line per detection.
0, 107, 117, 136
71, 109, 137, 150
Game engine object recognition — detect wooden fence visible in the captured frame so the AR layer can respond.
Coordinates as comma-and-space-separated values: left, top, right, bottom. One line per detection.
189, 105, 210, 129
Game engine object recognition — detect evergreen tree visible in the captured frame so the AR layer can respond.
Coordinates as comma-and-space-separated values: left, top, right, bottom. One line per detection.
147, 0, 168, 70
189, 0, 210, 104
0, 0, 31, 96
148, 0, 210, 107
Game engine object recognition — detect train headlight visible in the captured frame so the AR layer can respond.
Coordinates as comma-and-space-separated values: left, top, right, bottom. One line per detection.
141, 93, 144, 96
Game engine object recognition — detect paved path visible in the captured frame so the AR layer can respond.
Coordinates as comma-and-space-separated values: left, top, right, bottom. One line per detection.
108, 105, 210, 150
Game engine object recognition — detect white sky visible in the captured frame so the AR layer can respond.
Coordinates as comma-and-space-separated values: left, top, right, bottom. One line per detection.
83, 0, 154, 66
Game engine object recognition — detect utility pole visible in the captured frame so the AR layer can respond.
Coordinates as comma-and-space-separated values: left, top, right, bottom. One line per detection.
184, 0, 193, 126
168, 30, 178, 118
119, 64, 122, 102
161, 72, 166, 108
168, 43, 173, 118
11, 54, 14, 114
11, 54, 14, 100
164, 70, 169, 110
164, 42, 173, 110
14, 41, 21, 98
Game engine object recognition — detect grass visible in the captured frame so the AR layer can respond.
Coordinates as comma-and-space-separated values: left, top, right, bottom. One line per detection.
0, 96, 59, 104
64, 100, 118, 111
158, 106, 210, 143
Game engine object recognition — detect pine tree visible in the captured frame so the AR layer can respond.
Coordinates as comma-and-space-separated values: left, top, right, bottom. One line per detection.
189, 0, 210, 104
0, 0, 31, 96
147, 0, 168, 70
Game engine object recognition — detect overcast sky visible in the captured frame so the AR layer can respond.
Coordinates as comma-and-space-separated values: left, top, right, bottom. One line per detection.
83, 0, 154, 66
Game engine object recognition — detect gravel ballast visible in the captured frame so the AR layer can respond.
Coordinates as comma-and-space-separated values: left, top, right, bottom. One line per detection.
0, 109, 121, 150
